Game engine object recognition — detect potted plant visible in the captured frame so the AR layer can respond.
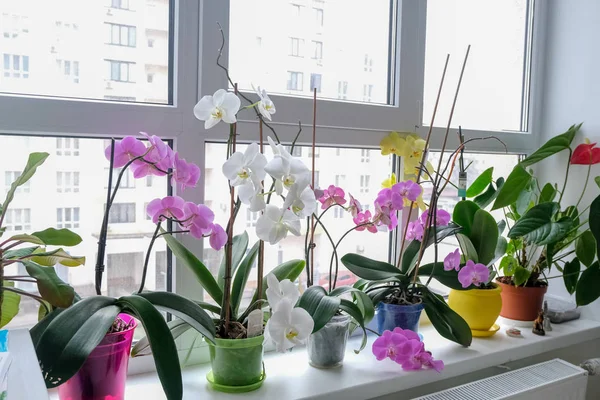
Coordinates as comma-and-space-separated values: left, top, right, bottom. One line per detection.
489, 124, 600, 320
30, 134, 219, 400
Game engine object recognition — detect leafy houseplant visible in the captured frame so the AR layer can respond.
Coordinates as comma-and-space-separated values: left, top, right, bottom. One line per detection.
488, 124, 600, 320
31, 135, 219, 400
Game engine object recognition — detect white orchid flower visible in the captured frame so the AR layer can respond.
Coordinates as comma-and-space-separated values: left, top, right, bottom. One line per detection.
264, 137, 311, 196
253, 84, 276, 121
193, 89, 241, 130
256, 205, 302, 245
264, 298, 314, 353
284, 185, 317, 218
222, 143, 267, 210
266, 274, 300, 310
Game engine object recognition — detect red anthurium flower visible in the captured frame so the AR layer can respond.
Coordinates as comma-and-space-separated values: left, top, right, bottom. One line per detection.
571, 141, 600, 165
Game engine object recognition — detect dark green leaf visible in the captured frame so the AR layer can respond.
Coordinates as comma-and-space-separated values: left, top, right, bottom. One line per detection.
492, 165, 532, 210
3, 246, 40, 259
329, 286, 374, 324
491, 237, 508, 267
500, 256, 518, 276
456, 233, 478, 263
576, 230, 597, 267
508, 202, 572, 245
251, 259, 305, 304
132, 319, 193, 357
564, 258, 581, 295
590, 195, 600, 259
497, 220, 507, 235
466, 167, 493, 197
23, 261, 75, 308
452, 201, 480, 236
162, 232, 223, 305
595, 176, 600, 189
539, 183, 557, 203
470, 209, 499, 265
520, 123, 581, 167
339, 299, 367, 353
0, 282, 20, 328
576, 261, 600, 306
194, 300, 222, 315
217, 232, 248, 290
2, 152, 49, 213
513, 266, 531, 286
341, 253, 400, 281
474, 178, 504, 209
298, 286, 340, 333
31, 228, 82, 247
417, 263, 465, 290
516, 186, 535, 216
231, 241, 260, 317
422, 287, 472, 347
30, 308, 64, 348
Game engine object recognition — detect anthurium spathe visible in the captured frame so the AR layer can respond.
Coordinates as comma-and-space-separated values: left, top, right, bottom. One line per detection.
380, 131, 406, 156
264, 298, 314, 353
222, 142, 267, 210
253, 85, 276, 121
256, 205, 302, 245
571, 139, 600, 165
193, 89, 241, 129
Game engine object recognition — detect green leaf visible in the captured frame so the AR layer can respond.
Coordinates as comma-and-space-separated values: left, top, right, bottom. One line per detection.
136, 291, 215, 344
117, 295, 182, 400
417, 263, 465, 290
31, 228, 82, 247
595, 176, 600, 189
470, 209, 499, 265
539, 183, 557, 203
341, 253, 400, 281
298, 286, 341, 333
590, 195, 600, 259
452, 201, 480, 236
194, 300, 222, 315
132, 319, 193, 357
329, 286, 375, 324
492, 165, 532, 210
473, 178, 504, 209
401, 223, 463, 274
466, 167, 494, 197
23, 261, 75, 308
563, 258, 581, 295
162, 232, 223, 305
339, 299, 367, 353
520, 123, 581, 167
500, 256, 519, 276
0, 282, 20, 328
508, 202, 572, 245
30, 248, 85, 267
422, 287, 472, 347
576, 230, 597, 267
497, 220, 507, 235
231, 241, 260, 317
516, 186, 535, 216
576, 261, 600, 306
251, 259, 305, 304
217, 232, 248, 290
456, 233, 478, 263
2, 152, 49, 213
3, 246, 40, 259
6, 234, 44, 245
30, 308, 64, 348
35, 296, 120, 388
513, 266, 531, 286
491, 237, 508, 267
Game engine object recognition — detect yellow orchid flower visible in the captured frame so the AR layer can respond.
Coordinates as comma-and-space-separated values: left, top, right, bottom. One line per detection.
380, 132, 406, 156
405, 134, 426, 158
381, 173, 397, 188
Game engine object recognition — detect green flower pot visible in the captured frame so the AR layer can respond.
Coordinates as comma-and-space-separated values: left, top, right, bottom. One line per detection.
206, 335, 265, 393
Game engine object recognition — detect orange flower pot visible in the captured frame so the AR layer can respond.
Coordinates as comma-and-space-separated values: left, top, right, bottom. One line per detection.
497, 279, 547, 321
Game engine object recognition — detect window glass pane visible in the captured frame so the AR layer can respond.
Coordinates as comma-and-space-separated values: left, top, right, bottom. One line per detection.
2, 135, 168, 329
0, 1, 171, 104
230, 0, 394, 104
204, 143, 392, 308
424, 0, 529, 131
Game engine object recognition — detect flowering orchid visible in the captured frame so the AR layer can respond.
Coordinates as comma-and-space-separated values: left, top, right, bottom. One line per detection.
222, 143, 267, 210
264, 298, 314, 353
256, 205, 302, 245
391, 180, 422, 208
571, 139, 600, 165
208, 223, 227, 251
181, 202, 214, 239
264, 137, 311, 196
354, 210, 377, 233
130, 133, 172, 178
193, 89, 241, 129
443, 249, 461, 272
318, 185, 347, 209
381, 173, 397, 189
379, 132, 406, 157
265, 273, 300, 310
420, 208, 451, 227
253, 85, 276, 121
172, 153, 201, 190
372, 202, 398, 231
146, 196, 185, 223
372, 328, 443, 372
104, 136, 147, 169
347, 194, 362, 217
458, 260, 490, 288
284, 185, 317, 218
405, 220, 424, 241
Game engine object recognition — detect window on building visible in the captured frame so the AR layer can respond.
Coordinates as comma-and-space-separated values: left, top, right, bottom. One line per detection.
313, 170, 320, 187
334, 174, 346, 187
57, 207, 80, 229
106, 60, 135, 82
108, 202, 136, 223
106, 23, 136, 47
2, 13, 29, 39
364, 54, 373, 72
111, 0, 130, 10
147, 73, 154, 83
56, 171, 80, 193
56, 138, 80, 156
147, 38, 155, 47
310, 73, 322, 93
2, 54, 29, 79
333, 207, 344, 219
105, 168, 135, 189
56, 60, 80, 83
312, 41, 323, 60
246, 209, 258, 227
313, 7, 324, 27
361, 149, 370, 163
360, 175, 370, 193
287, 71, 303, 91
362, 84, 374, 102
286, 145, 302, 157
289, 37, 303, 57
4, 208, 31, 232
290, 4, 302, 17
337, 81, 348, 100
5, 171, 29, 194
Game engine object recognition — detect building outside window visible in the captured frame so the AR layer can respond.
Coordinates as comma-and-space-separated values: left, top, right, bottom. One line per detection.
362, 84, 373, 102
337, 81, 348, 99
246, 209, 258, 227
310, 73, 322, 93
361, 149, 370, 163
5, 171, 29, 193
364, 54, 373, 72
313, 7, 324, 27
106, 60, 135, 82
3, 54, 29, 79
56, 138, 80, 156
4, 208, 31, 231
360, 175, 370, 193
287, 71, 303, 91
308, 147, 320, 158
57, 171, 80, 193
108, 202, 136, 223
110, 0, 130, 10
2, 13, 29, 39
333, 207, 344, 219
334, 174, 346, 187
312, 41, 323, 60
57, 207, 80, 229
56, 60, 80, 83
106, 23, 136, 47
289, 37, 303, 57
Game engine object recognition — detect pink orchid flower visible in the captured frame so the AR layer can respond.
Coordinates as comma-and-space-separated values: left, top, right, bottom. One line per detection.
353, 210, 377, 233
181, 202, 214, 238
420, 208, 451, 227
132, 132, 172, 178
391, 180, 422, 209
208, 223, 227, 250
348, 194, 362, 217
372, 202, 398, 231
373, 328, 444, 373
318, 185, 346, 209
458, 260, 490, 288
104, 136, 147, 169
146, 196, 185, 223
374, 188, 393, 210
443, 248, 461, 271
172, 153, 201, 190
405, 220, 424, 241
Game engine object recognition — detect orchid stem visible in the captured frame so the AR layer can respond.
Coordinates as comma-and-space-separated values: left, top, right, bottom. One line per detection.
138, 222, 162, 294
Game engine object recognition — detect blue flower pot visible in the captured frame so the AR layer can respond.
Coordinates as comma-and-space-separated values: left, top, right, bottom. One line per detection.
376, 302, 424, 334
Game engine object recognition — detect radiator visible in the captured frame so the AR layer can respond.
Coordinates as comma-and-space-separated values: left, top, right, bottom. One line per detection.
413, 359, 588, 400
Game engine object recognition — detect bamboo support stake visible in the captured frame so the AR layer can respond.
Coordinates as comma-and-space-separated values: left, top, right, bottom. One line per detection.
309, 88, 317, 287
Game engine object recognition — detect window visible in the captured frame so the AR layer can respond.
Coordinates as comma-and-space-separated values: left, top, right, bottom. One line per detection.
360, 175, 370, 193
105, 168, 135, 189
364, 54, 373, 72
106, 60, 135, 83
110, 0, 130, 10
147, 73, 154, 83
246, 209, 258, 227
313, 170, 320, 187
57, 172, 80, 193
147, 38, 155, 47
289, 37, 303, 57
333, 207, 344, 219
5, 171, 29, 193
312, 41, 323, 60
313, 7, 324, 27
57, 60, 80, 83
2, 54, 29, 79
287, 71, 304, 91
362, 84, 374, 102
424, 0, 531, 131
361, 149, 370, 163
308, 148, 320, 158
310, 73, 322, 93
337, 81, 348, 100
334, 174, 346, 187
106, 23, 137, 47
57, 207, 80, 229
56, 138, 80, 156
4, 208, 31, 232
290, 4, 302, 17
108, 203, 136, 223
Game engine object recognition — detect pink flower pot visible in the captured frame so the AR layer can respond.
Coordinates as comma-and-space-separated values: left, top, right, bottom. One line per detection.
58, 314, 137, 400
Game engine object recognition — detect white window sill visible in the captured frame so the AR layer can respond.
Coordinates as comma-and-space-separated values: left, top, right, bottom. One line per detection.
48, 318, 600, 400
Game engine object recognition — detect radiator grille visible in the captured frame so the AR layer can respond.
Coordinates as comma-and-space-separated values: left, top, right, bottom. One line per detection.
413, 359, 587, 400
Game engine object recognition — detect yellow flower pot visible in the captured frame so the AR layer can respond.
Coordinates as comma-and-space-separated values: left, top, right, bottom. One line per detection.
448, 283, 502, 335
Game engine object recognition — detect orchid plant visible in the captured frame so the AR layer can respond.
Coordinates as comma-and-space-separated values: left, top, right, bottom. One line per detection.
372, 327, 443, 372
